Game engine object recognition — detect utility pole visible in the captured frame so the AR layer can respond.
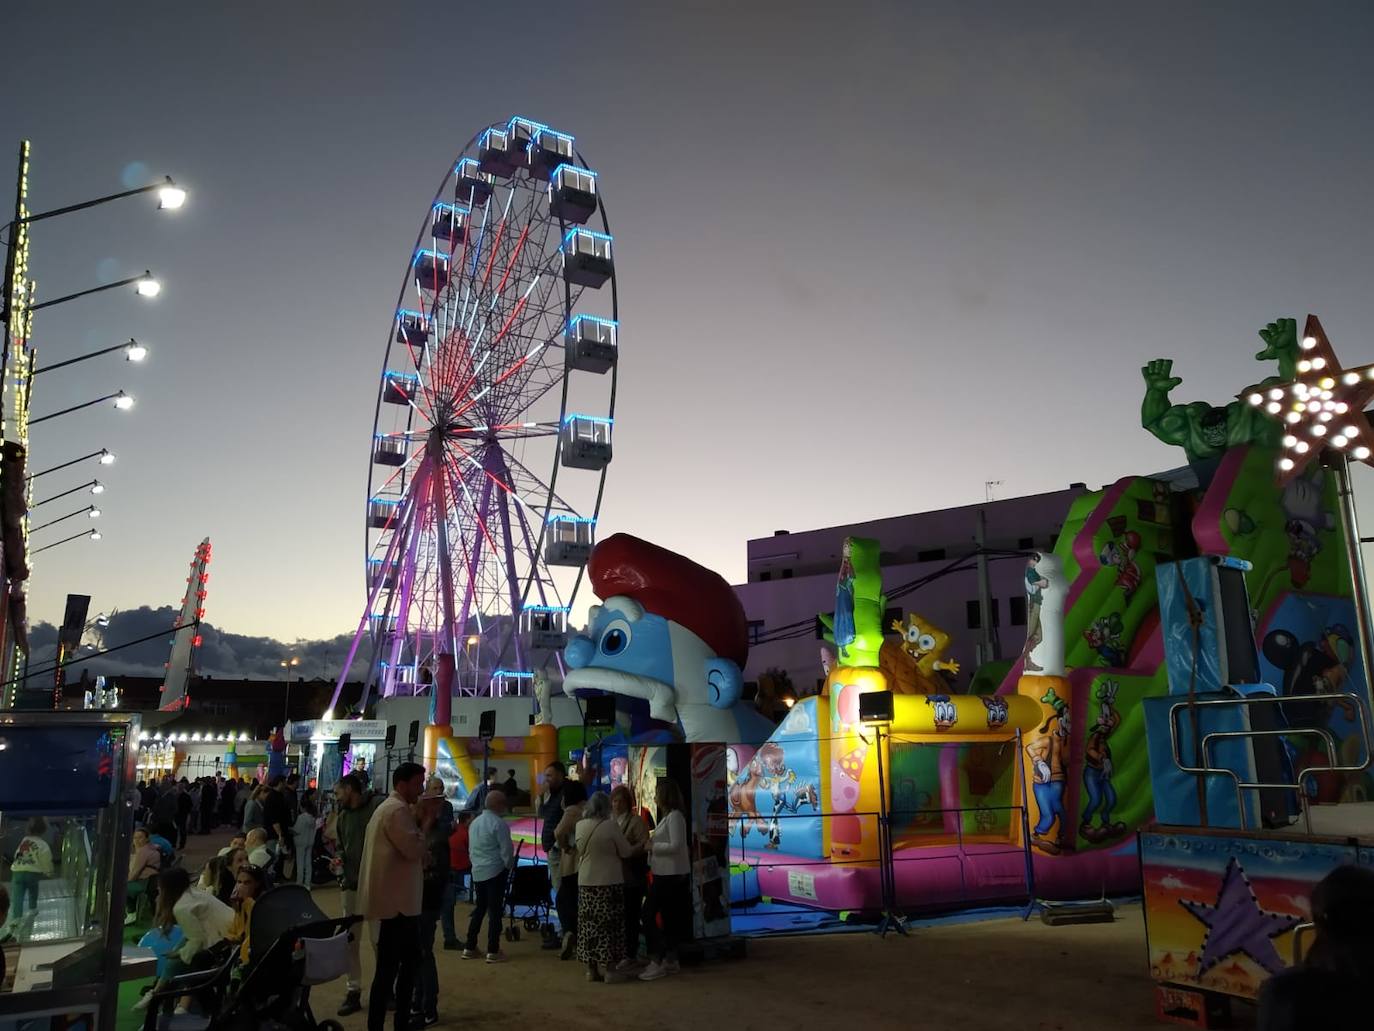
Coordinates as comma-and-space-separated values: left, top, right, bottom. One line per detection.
975, 508, 1001, 667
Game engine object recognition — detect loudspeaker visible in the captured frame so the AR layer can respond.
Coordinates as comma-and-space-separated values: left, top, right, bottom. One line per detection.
478, 710, 497, 740
384, 724, 396, 748
337, 733, 351, 755
407, 720, 420, 748
858, 690, 895, 724
583, 694, 616, 729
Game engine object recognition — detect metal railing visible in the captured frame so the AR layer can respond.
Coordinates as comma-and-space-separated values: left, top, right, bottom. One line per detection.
1167, 691, 1373, 834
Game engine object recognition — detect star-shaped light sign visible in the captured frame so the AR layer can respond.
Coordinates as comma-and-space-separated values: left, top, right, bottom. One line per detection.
1179, 856, 1302, 976
1244, 314, 1374, 486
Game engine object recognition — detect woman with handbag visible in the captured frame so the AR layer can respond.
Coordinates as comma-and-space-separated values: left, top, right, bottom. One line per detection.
573, 791, 643, 983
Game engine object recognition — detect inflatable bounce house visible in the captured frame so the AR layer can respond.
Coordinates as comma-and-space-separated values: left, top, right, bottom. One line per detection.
422, 316, 1372, 943
723, 315, 1372, 917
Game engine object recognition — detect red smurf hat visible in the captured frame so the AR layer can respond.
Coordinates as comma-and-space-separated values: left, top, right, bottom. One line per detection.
589, 533, 749, 669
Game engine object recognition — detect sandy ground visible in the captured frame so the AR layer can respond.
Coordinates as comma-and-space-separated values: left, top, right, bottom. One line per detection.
174, 832, 1180, 1031
302, 883, 1175, 1031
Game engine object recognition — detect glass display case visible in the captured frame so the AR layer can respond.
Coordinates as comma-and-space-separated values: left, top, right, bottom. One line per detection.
0, 711, 141, 1028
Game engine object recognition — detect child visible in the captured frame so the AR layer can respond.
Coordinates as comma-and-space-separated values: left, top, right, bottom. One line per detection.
292, 796, 319, 888
7, 817, 54, 937
226, 864, 267, 968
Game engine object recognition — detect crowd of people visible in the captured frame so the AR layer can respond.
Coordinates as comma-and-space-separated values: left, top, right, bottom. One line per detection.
118, 758, 698, 1028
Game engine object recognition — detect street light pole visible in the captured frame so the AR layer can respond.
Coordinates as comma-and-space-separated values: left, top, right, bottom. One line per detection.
281, 657, 300, 726
31, 528, 101, 555
30, 390, 134, 425
31, 479, 103, 508
29, 272, 159, 313
29, 504, 99, 535
5, 176, 185, 231
27, 449, 115, 480
33, 339, 146, 376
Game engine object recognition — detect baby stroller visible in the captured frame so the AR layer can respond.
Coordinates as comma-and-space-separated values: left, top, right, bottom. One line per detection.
502, 843, 555, 943
141, 883, 359, 1031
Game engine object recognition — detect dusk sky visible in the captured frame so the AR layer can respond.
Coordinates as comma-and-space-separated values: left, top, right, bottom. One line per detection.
5, 2, 1374, 644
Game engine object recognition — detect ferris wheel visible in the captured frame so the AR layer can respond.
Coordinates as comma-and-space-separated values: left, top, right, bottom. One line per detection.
327, 116, 618, 717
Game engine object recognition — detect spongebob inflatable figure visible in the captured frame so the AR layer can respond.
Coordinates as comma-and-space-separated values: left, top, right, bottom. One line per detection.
878, 613, 961, 694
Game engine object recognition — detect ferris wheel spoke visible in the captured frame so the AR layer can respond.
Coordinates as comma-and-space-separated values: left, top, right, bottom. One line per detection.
499, 443, 580, 518
482, 273, 583, 418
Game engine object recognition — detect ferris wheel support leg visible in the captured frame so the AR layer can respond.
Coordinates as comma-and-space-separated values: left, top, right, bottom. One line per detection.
492, 460, 528, 678
432, 438, 462, 727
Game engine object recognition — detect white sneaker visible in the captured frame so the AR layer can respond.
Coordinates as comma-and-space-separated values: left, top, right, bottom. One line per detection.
485, 951, 507, 963
132, 992, 154, 1012
613, 958, 638, 973
638, 961, 666, 981
664, 958, 681, 975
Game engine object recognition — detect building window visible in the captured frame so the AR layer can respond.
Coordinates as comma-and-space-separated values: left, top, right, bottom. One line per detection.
747, 620, 765, 646
966, 600, 1000, 629
917, 548, 946, 563
1010, 596, 1027, 626
760, 570, 772, 582
781, 568, 794, 579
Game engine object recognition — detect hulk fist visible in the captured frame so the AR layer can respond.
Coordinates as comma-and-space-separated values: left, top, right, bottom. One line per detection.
1142, 358, 1182, 394
1256, 318, 1298, 365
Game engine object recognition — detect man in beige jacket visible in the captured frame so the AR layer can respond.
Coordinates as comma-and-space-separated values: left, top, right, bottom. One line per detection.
359, 761, 432, 1031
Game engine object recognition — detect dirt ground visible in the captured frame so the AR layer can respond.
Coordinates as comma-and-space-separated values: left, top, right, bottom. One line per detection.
304, 883, 1179, 1031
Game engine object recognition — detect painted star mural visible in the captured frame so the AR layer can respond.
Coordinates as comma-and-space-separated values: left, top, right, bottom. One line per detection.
1243, 314, 1374, 487
1179, 856, 1302, 975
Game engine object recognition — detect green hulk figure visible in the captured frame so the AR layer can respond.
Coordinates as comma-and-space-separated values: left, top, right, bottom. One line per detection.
1141, 318, 1296, 484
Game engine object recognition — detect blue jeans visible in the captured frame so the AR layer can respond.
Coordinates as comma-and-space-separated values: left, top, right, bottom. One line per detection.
440, 870, 469, 944
9, 872, 41, 919
1081, 765, 1117, 827
465, 873, 505, 955
413, 910, 439, 1016
1032, 780, 1066, 836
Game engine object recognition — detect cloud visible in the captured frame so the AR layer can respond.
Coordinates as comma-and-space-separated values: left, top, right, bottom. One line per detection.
23, 605, 372, 685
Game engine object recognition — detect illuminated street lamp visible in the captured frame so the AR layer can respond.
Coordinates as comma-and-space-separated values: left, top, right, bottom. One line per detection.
281, 656, 301, 724
31, 480, 104, 508
29, 504, 100, 534
33, 338, 148, 376
30, 390, 135, 425
29, 271, 161, 313
31, 528, 101, 555
26, 449, 115, 480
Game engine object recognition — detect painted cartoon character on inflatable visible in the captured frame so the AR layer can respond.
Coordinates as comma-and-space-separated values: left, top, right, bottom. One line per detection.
1099, 527, 1143, 601
562, 533, 776, 743
1026, 688, 1070, 855
729, 742, 819, 850
980, 695, 1009, 730
1280, 467, 1335, 588
926, 695, 958, 731
892, 614, 960, 678
1083, 613, 1126, 667
1080, 680, 1127, 843
1020, 556, 1052, 672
